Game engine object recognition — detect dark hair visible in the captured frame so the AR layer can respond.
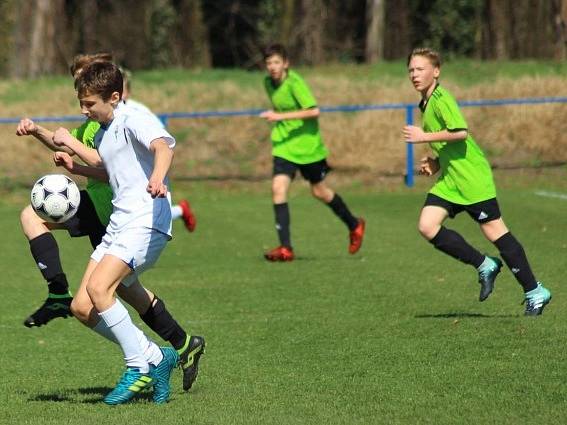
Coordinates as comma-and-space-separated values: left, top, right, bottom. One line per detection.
262, 43, 288, 61
407, 47, 441, 68
69, 52, 113, 77
75, 61, 123, 101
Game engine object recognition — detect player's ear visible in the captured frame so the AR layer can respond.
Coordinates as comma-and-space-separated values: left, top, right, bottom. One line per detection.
433, 67, 440, 79
110, 91, 121, 106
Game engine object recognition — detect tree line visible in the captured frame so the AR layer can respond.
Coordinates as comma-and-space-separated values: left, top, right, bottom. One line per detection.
1, 0, 565, 78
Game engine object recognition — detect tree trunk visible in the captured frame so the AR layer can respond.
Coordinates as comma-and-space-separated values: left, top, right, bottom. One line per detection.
383, 0, 411, 60
365, 0, 385, 63
298, 0, 326, 64
173, 0, 211, 68
552, 0, 567, 60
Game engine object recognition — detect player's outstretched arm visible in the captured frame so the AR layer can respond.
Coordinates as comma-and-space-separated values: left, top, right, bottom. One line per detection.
147, 138, 173, 198
403, 125, 468, 144
16, 118, 75, 154
260, 107, 320, 122
53, 151, 109, 182
52, 127, 102, 167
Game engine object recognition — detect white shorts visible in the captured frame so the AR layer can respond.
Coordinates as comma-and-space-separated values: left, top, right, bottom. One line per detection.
91, 227, 169, 287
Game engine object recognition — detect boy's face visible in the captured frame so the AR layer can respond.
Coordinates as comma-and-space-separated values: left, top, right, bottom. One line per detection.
79, 91, 120, 124
265, 54, 289, 82
407, 55, 440, 94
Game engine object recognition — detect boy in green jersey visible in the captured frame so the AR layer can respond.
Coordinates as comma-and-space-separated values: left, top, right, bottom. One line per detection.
15, 54, 204, 392
260, 44, 365, 261
403, 47, 551, 315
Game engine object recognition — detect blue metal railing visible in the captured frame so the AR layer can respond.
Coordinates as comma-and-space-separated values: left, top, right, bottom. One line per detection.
3, 96, 566, 186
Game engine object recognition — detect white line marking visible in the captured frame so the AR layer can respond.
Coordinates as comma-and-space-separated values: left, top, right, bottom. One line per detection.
535, 190, 567, 200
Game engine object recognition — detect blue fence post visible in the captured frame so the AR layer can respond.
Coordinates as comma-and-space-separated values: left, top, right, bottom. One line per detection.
405, 105, 415, 187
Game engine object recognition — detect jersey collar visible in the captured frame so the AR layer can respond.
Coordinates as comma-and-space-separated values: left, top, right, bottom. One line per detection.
419, 82, 440, 112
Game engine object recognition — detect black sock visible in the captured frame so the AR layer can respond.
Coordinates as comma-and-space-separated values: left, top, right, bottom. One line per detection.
29, 233, 69, 295
493, 232, 538, 292
429, 226, 485, 268
326, 194, 359, 231
274, 203, 291, 248
140, 297, 188, 351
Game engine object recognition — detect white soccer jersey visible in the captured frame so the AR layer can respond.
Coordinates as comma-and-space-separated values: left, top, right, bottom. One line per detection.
94, 108, 175, 236
118, 99, 165, 129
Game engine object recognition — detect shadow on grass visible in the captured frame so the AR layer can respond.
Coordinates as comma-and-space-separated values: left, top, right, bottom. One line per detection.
415, 312, 519, 319
29, 386, 153, 404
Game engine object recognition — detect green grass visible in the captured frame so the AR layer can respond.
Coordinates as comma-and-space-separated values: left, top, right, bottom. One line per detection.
1, 180, 566, 424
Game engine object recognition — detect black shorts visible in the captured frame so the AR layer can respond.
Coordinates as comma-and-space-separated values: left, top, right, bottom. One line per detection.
273, 156, 331, 184
64, 190, 107, 248
424, 193, 501, 223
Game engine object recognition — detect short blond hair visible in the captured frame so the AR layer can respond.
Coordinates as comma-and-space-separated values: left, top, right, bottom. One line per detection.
407, 47, 441, 68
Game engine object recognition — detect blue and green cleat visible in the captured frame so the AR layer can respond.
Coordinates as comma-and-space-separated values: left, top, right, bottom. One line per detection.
150, 347, 179, 404
477, 256, 503, 302
523, 283, 551, 316
103, 368, 153, 405
178, 335, 206, 392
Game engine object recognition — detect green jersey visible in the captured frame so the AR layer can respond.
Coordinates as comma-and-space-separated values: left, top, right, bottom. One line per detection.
421, 85, 496, 204
263, 69, 328, 164
70, 120, 113, 225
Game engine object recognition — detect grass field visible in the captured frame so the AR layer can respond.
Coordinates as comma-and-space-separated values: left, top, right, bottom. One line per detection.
1, 172, 566, 424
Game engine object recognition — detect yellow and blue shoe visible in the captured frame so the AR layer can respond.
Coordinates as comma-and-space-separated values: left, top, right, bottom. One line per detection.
103, 368, 153, 405
178, 335, 206, 391
523, 283, 551, 316
150, 347, 179, 404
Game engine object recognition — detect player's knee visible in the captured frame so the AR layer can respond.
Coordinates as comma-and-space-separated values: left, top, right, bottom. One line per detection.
20, 205, 39, 227
418, 220, 437, 240
86, 277, 108, 303
70, 299, 90, 323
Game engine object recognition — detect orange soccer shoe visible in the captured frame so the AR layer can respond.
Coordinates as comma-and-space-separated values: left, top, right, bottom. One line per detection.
349, 218, 366, 254
264, 246, 294, 262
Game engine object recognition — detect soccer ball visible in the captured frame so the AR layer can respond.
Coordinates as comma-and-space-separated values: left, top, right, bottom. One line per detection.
30, 174, 81, 223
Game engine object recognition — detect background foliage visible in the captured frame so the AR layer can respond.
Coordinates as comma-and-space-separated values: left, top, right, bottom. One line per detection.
0, 0, 565, 77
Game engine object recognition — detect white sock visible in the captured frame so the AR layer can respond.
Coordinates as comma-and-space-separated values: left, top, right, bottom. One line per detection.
98, 299, 150, 373
93, 319, 163, 366
136, 328, 164, 366
171, 205, 182, 220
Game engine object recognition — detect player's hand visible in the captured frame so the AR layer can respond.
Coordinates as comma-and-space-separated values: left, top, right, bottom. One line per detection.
146, 178, 168, 198
260, 110, 281, 122
53, 151, 74, 172
52, 127, 74, 147
403, 125, 428, 143
419, 156, 440, 176
16, 118, 38, 136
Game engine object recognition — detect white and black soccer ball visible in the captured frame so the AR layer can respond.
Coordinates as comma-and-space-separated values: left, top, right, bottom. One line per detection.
30, 174, 81, 223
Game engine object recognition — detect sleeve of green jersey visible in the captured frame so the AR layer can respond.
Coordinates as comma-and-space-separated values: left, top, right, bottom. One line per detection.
70, 123, 85, 140
290, 75, 318, 110
435, 94, 468, 132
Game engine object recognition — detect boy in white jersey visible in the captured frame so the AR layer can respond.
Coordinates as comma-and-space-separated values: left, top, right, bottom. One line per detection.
52, 61, 178, 405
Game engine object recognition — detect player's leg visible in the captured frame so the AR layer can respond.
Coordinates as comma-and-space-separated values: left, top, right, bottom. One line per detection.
480, 217, 551, 315
265, 159, 295, 261
20, 205, 72, 327
419, 197, 497, 301
117, 281, 205, 391
86, 255, 162, 404
171, 199, 197, 232
308, 174, 365, 254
